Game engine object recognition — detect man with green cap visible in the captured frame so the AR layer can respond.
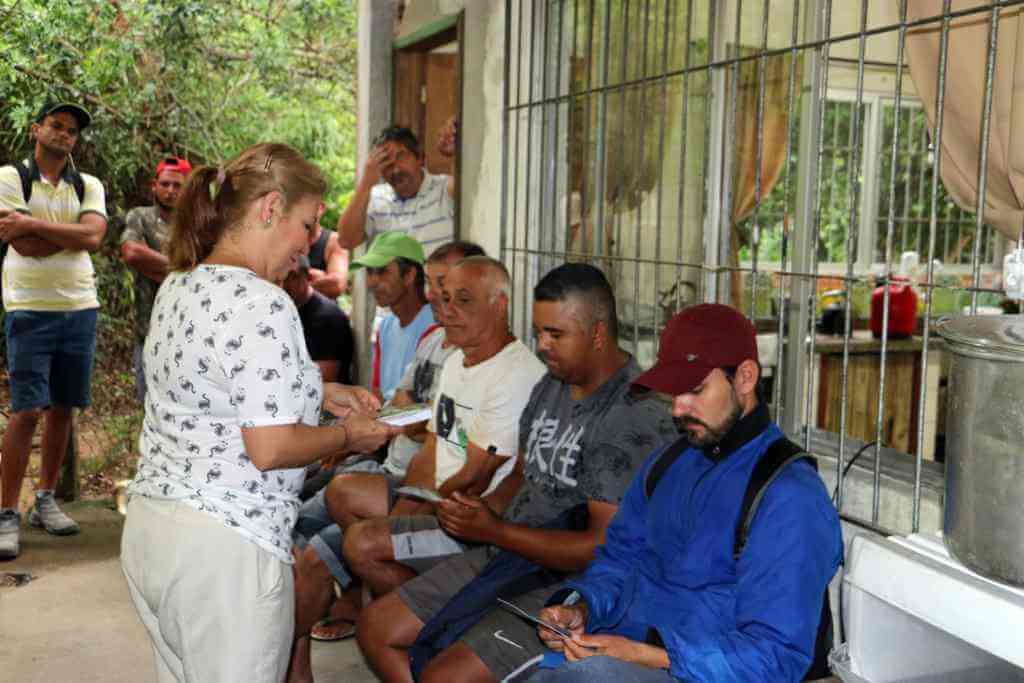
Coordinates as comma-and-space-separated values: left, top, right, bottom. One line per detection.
0, 101, 108, 559
350, 231, 437, 401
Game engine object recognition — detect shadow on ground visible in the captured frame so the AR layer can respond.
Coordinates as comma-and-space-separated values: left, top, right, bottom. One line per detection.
0, 499, 375, 682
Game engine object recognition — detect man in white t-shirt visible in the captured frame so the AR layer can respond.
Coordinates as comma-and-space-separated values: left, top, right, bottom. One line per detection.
342, 257, 545, 598
335, 122, 456, 255
287, 241, 487, 673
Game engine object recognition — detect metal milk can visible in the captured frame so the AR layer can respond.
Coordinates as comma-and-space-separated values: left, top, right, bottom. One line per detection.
936, 315, 1024, 586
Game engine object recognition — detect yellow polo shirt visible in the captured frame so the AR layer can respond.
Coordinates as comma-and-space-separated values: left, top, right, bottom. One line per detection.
0, 162, 107, 312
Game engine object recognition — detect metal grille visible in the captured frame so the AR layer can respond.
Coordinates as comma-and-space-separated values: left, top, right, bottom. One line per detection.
501, 0, 1022, 536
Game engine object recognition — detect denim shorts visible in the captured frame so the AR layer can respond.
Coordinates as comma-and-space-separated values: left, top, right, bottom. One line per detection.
4, 308, 99, 411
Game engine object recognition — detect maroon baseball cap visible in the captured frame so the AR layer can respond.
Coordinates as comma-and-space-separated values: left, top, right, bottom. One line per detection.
155, 156, 193, 178
633, 304, 758, 395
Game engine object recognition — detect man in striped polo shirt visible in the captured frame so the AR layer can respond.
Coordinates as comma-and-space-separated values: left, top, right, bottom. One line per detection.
0, 102, 108, 560
337, 122, 456, 255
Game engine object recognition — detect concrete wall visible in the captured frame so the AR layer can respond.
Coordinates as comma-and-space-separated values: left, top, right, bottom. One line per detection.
458, 2, 505, 257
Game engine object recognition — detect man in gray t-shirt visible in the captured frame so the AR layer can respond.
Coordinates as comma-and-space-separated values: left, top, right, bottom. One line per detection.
358, 263, 677, 683
504, 358, 674, 528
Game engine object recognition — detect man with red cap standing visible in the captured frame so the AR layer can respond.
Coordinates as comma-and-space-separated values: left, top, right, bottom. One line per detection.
529, 304, 842, 683
121, 156, 192, 401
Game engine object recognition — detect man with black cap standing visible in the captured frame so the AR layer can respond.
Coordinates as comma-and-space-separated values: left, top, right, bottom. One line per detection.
529, 304, 842, 683
121, 156, 192, 401
0, 102, 108, 560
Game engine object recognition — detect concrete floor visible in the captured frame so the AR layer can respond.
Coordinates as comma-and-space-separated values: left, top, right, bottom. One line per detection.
0, 500, 376, 682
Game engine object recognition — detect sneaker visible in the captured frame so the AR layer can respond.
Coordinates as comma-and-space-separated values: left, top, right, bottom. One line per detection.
28, 491, 80, 536
0, 509, 20, 560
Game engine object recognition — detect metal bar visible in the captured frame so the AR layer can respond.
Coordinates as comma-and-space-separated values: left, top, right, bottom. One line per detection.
631, 0, 652, 354
969, 4, 1002, 312
502, 0, 1024, 113
521, 1, 539, 336
652, 0, 673, 345
798, 0, 831, 485
594, 0, 612, 275
720, 0, 744, 305
581, 0, 595, 261
828, 56, 911, 70
548, 0, 565, 277
871, 0, 909, 527
499, 0, 513, 267
674, 0, 696, 319
914, 0, 953, 532
702, 0, 725, 303
748, 0, 772, 321
833, 0, 871, 515
612, 1, 630, 307
773, 0, 803, 423
564, 0, 584, 265
509, 0, 526, 334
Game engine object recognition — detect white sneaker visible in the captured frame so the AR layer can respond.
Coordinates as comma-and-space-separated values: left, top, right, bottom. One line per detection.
28, 491, 80, 536
0, 509, 20, 560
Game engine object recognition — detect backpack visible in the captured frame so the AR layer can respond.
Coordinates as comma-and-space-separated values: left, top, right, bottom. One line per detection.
13, 157, 86, 205
644, 435, 834, 681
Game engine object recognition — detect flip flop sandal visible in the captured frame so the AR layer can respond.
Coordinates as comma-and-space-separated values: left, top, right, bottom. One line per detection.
310, 616, 356, 642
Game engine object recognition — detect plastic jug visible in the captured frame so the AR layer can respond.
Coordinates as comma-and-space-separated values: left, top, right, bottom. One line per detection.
870, 276, 918, 339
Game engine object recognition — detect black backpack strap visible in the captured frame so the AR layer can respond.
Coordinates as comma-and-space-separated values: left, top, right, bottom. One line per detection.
13, 159, 33, 204
644, 435, 691, 499
12, 158, 85, 205
68, 168, 85, 204
733, 437, 809, 561
734, 437, 832, 681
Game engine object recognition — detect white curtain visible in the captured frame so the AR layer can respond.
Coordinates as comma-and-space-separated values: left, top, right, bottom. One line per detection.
906, 1, 1024, 240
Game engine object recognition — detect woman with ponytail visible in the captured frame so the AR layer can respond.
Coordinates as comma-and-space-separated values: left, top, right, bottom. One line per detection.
120, 143, 398, 682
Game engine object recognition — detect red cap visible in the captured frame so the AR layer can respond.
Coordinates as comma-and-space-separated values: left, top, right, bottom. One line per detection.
155, 157, 193, 178
633, 304, 758, 395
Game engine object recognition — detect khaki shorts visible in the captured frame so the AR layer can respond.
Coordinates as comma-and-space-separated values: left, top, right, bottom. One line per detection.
121, 496, 293, 683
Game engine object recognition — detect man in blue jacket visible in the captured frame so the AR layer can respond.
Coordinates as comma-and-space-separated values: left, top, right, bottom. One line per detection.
530, 304, 842, 682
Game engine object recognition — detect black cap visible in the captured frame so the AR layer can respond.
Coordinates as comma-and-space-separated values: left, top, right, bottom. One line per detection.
35, 102, 92, 130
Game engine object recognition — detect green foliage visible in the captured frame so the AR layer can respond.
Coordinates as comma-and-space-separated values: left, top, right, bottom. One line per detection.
0, 0, 358, 212
0, 2, 359, 459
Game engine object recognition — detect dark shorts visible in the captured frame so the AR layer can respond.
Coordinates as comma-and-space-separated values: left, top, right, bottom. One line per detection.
399, 549, 557, 681
5, 309, 98, 411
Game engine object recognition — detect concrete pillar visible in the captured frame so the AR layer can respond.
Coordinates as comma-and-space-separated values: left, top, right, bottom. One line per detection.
352, 0, 395, 386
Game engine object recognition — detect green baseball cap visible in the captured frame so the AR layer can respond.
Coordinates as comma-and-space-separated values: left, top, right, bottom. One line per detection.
350, 231, 426, 270
36, 102, 92, 130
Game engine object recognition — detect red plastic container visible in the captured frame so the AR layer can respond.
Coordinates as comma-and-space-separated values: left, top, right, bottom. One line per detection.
870, 276, 918, 339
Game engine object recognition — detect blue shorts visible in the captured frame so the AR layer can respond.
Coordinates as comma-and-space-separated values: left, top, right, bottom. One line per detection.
4, 309, 99, 412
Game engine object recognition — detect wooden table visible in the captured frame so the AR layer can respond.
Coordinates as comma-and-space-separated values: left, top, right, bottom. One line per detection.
814, 331, 944, 458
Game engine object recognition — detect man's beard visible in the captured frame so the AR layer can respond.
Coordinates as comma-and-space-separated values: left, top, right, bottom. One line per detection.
156, 198, 176, 212
675, 389, 743, 448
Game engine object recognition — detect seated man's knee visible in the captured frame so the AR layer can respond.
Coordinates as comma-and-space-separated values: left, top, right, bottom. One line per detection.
356, 593, 401, 650
324, 473, 359, 523
422, 643, 495, 683
357, 592, 424, 654
343, 518, 389, 572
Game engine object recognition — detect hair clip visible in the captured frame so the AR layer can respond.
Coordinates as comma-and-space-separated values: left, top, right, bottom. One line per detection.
216, 166, 227, 187
263, 155, 273, 172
